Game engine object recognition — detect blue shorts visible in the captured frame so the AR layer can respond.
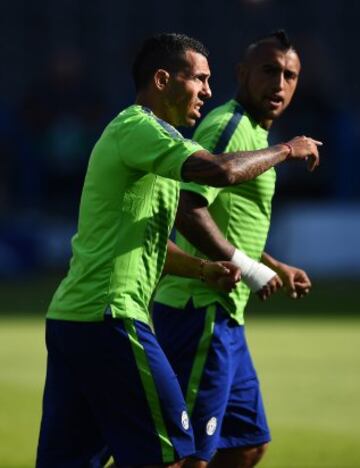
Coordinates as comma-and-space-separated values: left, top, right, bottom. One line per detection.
153, 301, 271, 462
36, 316, 194, 467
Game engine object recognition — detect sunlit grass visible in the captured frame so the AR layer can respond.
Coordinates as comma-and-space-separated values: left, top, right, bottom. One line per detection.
246, 316, 360, 467
0, 317, 45, 468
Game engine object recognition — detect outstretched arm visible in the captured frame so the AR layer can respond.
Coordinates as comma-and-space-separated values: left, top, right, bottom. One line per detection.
182, 136, 321, 187
164, 240, 241, 293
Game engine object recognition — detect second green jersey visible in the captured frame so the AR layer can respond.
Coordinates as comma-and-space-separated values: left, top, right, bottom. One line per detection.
155, 100, 276, 324
47, 105, 203, 324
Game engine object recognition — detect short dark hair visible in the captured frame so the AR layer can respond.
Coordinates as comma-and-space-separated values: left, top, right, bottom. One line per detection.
256, 29, 294, 51
132, 33, 209, 92
245, 29, 296, 58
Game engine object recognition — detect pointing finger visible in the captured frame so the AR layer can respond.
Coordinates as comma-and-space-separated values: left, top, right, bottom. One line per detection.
309, 139, 323, 146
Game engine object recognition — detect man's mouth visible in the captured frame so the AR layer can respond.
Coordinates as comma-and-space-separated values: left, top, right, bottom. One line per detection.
266, 95, 284, 108
192, 102, 204, 117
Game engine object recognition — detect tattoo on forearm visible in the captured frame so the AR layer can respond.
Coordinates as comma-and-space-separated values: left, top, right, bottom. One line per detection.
182, 146, 287, 186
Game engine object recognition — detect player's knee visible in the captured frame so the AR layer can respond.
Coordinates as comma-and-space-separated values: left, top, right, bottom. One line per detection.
110, 458, 186, 467
212, 443, 269, 468
144, 459, 187, 468
253, 442, 268, 464
183, 457, 208, 468
237, 442, 269, 467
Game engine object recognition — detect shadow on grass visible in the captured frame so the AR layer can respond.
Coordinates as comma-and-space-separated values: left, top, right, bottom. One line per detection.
0, 272, 359, 318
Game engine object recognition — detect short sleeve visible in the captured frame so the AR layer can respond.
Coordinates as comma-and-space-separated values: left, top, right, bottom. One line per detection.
179, 102, 251, 206
180, 180, 221, 206
178, 110, 230, 205
116, 110, 204, 181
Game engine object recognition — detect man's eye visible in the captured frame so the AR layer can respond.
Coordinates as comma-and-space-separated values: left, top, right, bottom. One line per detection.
263, 67, 277, 75
195, 75, 207, 82
285, 72, 297, 80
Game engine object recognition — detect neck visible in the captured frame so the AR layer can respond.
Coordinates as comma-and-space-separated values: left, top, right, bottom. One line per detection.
135, 90, 168, 122
135, 90, 155, 111
235, 93, 273, 130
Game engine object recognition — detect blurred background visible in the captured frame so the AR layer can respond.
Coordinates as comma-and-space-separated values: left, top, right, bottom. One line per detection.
0, 0, 359, 467
1, 0, 360, 278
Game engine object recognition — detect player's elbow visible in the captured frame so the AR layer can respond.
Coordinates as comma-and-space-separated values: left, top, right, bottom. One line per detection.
213, 162, 237, 186
193, 160, 236, 187
175, 206, 199, 233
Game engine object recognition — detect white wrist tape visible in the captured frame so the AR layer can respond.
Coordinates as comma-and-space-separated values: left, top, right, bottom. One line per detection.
231, 249, 276, 292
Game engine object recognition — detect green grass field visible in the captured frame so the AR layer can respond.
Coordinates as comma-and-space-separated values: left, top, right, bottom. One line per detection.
246, 316, 360, 467
0, 276, 360, 467
0, 317, 45, 468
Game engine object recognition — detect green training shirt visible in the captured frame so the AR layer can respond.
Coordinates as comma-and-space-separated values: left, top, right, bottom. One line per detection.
47, 105, 203, 324
155, 99, 276, 324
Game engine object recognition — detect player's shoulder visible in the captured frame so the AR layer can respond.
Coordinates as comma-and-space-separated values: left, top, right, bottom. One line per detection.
196, 100, 256, 153
108, 105, 153, 130
107, 105, 184, 142
196, 100, 249, 135
101, 105, 143, 139
201, 99, 238, 123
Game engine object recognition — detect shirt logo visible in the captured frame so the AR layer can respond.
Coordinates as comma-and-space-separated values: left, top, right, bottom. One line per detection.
206, 417, 217, 436
181, 410, 190, 430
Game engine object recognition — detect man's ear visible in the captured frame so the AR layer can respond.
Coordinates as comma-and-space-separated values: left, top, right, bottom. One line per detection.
154, 69, 170, 91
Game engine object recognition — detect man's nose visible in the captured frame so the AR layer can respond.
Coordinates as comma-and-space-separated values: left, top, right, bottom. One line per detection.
273, 73, 285, 91
202, 81, 212, 100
